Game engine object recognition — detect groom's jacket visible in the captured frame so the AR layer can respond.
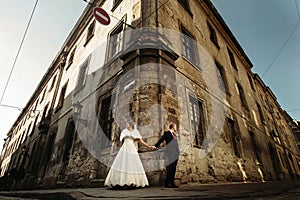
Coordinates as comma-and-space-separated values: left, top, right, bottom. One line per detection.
154, 130, 179, 160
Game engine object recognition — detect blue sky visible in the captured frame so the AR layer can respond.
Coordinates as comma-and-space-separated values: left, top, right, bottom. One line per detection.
211, 0, 300, 120
0, 0, 299, 152
0, 0, 86, 151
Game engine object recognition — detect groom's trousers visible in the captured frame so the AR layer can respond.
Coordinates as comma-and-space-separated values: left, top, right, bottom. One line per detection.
165, 158, 178, 186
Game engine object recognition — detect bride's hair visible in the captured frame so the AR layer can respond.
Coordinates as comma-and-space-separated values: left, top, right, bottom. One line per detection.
127, 121, 135, 129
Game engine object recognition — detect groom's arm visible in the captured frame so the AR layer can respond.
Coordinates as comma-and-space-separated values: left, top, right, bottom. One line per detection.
154, 132, 166, 148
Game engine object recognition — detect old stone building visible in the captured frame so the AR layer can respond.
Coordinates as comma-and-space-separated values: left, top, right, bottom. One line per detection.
1, 0, 299, 190
291, 120, 300, 152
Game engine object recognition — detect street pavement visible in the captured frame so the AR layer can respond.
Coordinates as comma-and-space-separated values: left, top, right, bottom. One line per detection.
0, 181, 300, 199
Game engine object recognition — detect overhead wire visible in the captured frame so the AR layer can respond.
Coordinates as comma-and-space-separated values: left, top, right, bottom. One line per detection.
0, 0, 173, 116
296, 0, 300, 19
263, 1, 300, 119
261, 0, 300, 77
287, 108, 300, 113
0, 0, 39, 107
0, 104, 23, 111
261, 20, 300, 77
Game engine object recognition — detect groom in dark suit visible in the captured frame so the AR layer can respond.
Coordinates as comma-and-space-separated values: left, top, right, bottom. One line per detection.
154, 123, 179, 188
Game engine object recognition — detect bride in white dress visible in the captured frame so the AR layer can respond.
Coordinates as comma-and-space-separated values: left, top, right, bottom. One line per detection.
104, 122, 156, 188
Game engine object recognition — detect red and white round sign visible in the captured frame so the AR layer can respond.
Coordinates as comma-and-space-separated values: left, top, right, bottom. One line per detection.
93, 7, 110, 25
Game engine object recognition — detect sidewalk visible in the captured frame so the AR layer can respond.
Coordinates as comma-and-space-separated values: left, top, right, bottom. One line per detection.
0, 181, 300, 199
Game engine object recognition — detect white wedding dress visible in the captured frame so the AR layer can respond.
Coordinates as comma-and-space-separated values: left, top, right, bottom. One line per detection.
104, 128, 149, 188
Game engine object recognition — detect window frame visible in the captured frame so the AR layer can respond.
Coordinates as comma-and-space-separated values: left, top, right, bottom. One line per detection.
226, 117, 241, 158
256, 102, 266, 124
236, 82, 249, 110
112, 0, 123, 11
66, 46, 77, 70
49, 75, 57, 92
42, 103, 49, 120
249, 131, 262, 164
84, 20, 96, 47
106, 20, 125, 61
178, 0, 193, 16
40, 87, 47, 103
180, 25, 199, 68
75, 55, 91, 93
56, 81, 68, 112
98, 93, 117, 149
227, 48, 238, 70
215, 60, 230, 94
207, 21, 220, 49
247, 73, 256, 91
189, 95, 206, 148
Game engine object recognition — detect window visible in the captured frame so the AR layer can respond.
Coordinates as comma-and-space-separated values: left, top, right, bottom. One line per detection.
285, 133, 291, 148
270, 129, 280, 143
215, 60, 229, 93
40, 87, 47, 103
56, 82, 68, 110
85, 21, 95, 46
178, 0, 192, 14
49, 75, 57, 91
296, 132, 300, 142
237, 82, 248, 110
34, 98, 39, 111
189, 95, 205, 148
272, 129, 278, 138
247, 73, 255, 91
276, 112, 281, 119
227, 48, 237, 70
30, 114, 39, 136
62, 119, 75, 163
99, 94, 116, 148
227, 118, 241, 158
249, 131, 262, 164
112, 0, 123, 10
107, 22, 124, 59
269, 102, 274, 113
256, 102, 265, 123
278, 152, 286, 168
42, 103, 49, 120
207, 21, 220, 49
26, 123, 32, 137
22, 118, 26, 126
20, 131, 26, 145
75, 56, 90, 92
67, 46, 76, 68
181, 26, 197, 66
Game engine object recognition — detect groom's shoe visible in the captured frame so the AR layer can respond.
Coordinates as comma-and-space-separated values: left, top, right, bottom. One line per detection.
164, 183, 172, 188
165, 183, 178, 188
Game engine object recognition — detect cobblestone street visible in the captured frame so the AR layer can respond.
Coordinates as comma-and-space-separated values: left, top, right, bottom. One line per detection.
0, 181, 300, 199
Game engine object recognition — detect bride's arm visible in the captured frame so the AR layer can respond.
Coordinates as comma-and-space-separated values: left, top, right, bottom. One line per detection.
136, 139, 156, 150
119, 140, 123, 147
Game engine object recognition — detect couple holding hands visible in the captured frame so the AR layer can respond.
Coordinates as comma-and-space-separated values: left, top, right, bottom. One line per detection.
104, 122, 179, 189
